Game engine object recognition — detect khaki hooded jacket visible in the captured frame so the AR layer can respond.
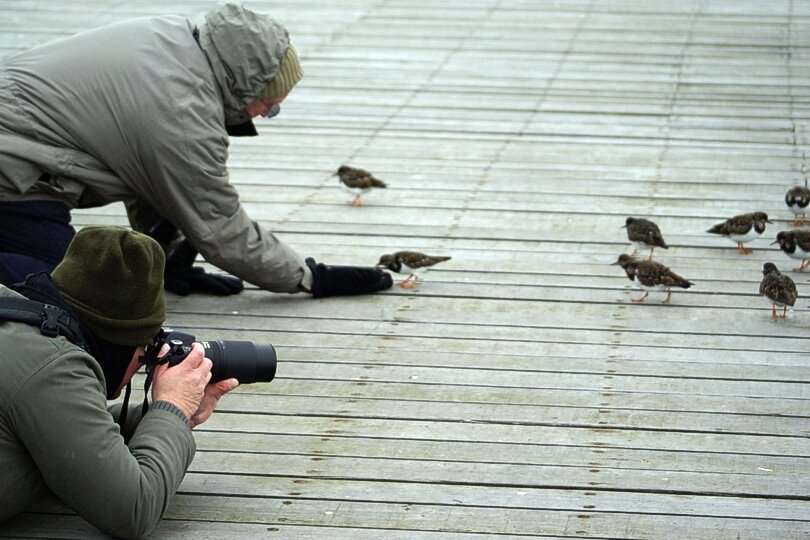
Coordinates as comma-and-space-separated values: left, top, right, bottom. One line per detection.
0, 3, 308, 293
0, 285, 194, 539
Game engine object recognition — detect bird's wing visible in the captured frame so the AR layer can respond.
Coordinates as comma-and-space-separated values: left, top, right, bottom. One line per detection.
400, 252, 450, 268
634, 262, 661, 287
779, 276, 799, 305
795, 232, 810, 252
342, 171, 375, 189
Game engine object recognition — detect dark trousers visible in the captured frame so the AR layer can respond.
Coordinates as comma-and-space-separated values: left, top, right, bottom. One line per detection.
0, 201, 75, 286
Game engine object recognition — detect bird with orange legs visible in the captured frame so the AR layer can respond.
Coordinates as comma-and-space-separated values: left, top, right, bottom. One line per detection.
622, 217, 668, 261
759, 262, 797, 320
706, 212, 771, 255
772, 230, 810, 272
612, 254, 693, 304
376, 251, 451, 289
334, 165, 387, 207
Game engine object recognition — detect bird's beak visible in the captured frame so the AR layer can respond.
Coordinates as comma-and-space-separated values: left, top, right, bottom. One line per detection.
609, 260, 620, 266
620, 225, 626, 229
766, 219, 774, 223
770, 239, 779, 245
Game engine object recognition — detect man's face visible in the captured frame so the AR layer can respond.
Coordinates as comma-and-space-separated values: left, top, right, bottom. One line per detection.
110, 346, 146, 399
244, 92, 289, 118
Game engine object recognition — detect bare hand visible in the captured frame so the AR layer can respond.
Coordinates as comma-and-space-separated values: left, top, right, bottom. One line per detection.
189, 378, 239, 428
151, 343, 212, 420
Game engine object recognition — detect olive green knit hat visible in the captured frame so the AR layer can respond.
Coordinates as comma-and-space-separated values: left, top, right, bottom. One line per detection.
51, 226, 166, 346
259, 43, 303, 100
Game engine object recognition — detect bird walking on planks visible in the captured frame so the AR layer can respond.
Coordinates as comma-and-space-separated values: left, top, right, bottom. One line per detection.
334, 165, 387, 207
706, 212, 771, 255
612, 253, 692, 304
785, 179, 810, 227
759, 262, 798, 320
376, 251, 451, 289
771, 230, 810, 272
622, 217, 668, 261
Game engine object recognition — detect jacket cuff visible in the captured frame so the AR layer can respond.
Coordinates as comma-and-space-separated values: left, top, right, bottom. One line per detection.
299, 263, 314, 293
150, 400, 192, 429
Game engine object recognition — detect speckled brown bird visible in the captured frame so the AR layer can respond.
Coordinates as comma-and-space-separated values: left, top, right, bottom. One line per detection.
706, 212, 772, 255
759, 262, 798, 320
785, 180, 810, 226
612, 254, 693, 304
622, 217, 668, 261
376, 251, 451, 289
771, 230, 810, 272
334, 165, 387, 207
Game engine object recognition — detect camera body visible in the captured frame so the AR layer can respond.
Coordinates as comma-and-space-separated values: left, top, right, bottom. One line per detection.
141, 329, 277, 384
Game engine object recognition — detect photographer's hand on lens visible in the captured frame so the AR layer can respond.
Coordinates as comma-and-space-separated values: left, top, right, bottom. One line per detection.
151, 343, 212, 422
189, 377, 239, 428
305, 257, 392, 298
163, 238, 243, 296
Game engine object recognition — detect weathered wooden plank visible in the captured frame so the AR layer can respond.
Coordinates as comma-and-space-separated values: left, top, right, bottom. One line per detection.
142, 495, 810, 538
174, 308, 808, 353
0, 513, 500, 540
201, 393, 809, 437
199, 413, 809, 457
11, 496, 810, 540
193, 431, 810, 478
181, 472, 810, 520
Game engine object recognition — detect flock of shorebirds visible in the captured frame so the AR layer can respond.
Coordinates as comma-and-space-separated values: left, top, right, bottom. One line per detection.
615, 180, 810, 319
333, 165, 451, 289
334, 164, 810, 318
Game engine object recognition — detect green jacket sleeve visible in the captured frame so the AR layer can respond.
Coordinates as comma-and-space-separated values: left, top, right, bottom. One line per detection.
11, 348, 195, 539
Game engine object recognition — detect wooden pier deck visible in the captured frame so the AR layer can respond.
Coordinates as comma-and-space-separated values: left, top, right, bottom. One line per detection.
1, 0, 809, 538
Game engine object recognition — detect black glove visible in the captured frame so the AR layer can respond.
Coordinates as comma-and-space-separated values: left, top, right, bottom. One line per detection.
145, 217, 244, 296
306, 257, 392, 298
163, 239, 244, 296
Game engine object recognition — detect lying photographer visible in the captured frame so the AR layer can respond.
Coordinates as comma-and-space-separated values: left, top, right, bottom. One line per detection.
0, 2, 392, 298
0, 226, 238, 539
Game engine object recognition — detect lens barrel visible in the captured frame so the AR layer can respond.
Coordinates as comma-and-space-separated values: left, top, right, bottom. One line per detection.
202, 340, 277, 384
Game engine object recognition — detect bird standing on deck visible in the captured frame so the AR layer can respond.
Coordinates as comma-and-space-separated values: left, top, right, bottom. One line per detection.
622, 217, 668, 261
376, 251, 451, 289
771, 230, 810, 272
759, 262, 798, 320
785, 180, 810, 226
706, 212, 772, 255
612, 254, 693, 304
334, 165, 387, 207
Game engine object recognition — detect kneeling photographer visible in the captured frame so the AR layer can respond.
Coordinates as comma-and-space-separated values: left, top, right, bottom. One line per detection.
0, 226, 246, 539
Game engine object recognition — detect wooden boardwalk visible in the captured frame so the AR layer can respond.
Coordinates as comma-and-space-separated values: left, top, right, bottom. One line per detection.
1, 0, 809, 538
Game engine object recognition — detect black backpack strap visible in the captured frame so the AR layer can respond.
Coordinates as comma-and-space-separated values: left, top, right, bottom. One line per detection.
0, 297, 89, 351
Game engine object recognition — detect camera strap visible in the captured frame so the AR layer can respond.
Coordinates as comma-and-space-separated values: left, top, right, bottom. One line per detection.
0, 297, 89, 352
0, 295, 142, 431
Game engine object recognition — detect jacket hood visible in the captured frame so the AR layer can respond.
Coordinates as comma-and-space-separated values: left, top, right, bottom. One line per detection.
197, 2, 290, 127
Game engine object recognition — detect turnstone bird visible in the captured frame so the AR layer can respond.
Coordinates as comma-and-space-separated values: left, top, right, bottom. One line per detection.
785, 180, 810, 226
706, 212, 772, 255
771, 230, 810, 272
334, 165, 387, 207
612, 254, 693, 304
376, 251, 451, 289
759, 262, 797, 320
622, 217, 668, 261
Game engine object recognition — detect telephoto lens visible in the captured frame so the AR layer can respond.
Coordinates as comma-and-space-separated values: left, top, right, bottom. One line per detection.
201, 340, 277, 384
